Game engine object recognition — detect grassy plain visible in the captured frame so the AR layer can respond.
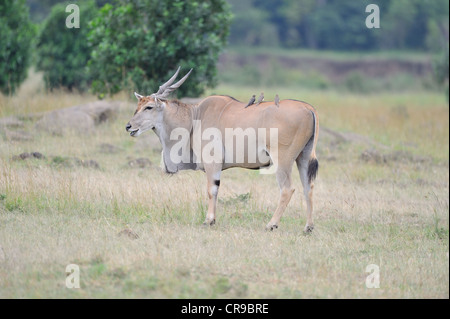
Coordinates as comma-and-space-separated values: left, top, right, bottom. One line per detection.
0, 71, 448, 298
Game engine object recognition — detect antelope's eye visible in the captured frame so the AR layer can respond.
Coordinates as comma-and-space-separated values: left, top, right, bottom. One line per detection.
144, 106, 153, 111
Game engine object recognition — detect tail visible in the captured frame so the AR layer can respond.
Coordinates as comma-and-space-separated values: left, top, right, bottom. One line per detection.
307, 108, 319, 184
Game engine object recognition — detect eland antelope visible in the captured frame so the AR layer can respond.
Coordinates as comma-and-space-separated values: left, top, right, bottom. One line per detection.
126, 67, 319, 233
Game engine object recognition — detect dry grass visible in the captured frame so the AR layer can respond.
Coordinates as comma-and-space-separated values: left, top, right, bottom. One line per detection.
0, 76, 448, 298
0, 69, 128, 118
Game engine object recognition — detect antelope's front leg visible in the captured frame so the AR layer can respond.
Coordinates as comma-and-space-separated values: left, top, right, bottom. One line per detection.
203, 165, 222, 226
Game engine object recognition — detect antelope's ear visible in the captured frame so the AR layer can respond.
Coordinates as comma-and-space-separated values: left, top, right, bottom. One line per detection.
134, 92, 143, 100
154, 97, 166, 108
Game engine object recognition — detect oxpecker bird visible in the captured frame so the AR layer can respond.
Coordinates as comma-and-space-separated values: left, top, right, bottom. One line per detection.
275, 94, 280, 107
256, 92, 264, 105
245, 95, 256, 108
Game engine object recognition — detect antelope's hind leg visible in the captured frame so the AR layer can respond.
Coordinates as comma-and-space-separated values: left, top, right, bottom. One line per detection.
203, 164, 222, 226
265, 162, 295, 231
296, 154, 316, 233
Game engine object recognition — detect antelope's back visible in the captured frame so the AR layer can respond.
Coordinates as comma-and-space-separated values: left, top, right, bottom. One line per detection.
198, 95, 315, 138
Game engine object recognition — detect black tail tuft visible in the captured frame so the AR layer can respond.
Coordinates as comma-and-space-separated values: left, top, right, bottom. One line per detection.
307, 158, 319, 184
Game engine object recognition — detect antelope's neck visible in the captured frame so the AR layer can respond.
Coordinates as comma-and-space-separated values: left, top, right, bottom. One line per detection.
158, 101, 199, 173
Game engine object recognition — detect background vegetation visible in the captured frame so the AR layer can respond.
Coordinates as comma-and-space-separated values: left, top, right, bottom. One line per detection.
1, 0, 447, 96
36, 1, 98, 91
228, 0, 449, 51
0, 0, 35, 95
88, 0, 231, 97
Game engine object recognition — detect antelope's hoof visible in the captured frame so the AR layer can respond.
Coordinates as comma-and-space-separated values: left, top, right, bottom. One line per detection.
303, 224, 314, 234
203, 219, 215, 226
265, 224, 278, 231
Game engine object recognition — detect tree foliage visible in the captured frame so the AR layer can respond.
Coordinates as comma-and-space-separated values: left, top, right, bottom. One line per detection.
433, 44, 449, 100
36, 1, 98, 91
26, 0, 110, 22
227, 0, 279, 47
88, 0, 232, 97
0, 0, 35, 95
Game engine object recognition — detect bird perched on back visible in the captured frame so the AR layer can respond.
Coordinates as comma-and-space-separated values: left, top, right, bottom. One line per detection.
256, 92, 264, 105
245, 95, 256, 108
274, 94, 280, 107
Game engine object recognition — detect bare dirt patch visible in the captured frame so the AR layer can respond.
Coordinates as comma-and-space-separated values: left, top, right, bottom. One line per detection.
35, 101, 122, 135
12, 152, 46, 161
127, 157, 152, 169
51, 156, 100, 169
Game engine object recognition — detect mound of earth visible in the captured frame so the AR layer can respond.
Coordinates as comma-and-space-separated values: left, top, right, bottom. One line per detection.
127, 157, 152, 168
35, 101, 123, 135
51, 156, 100, 169
12, 152, 46, 161
0, 116, 24, 129
1, 101, 131, 140
360, 149, 432, 165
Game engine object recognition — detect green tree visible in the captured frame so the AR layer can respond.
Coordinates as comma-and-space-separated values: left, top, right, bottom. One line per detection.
88, 0, 232, 97
26, 0, 109, 22
378, 0, 419, 49
283, 0, 316, 47
26, 0, 64, 23
0, 0, 35, 95
225, 0, 448, 52
36, 1, 98, 91
308, 0, 379, 51
425, 0, 449, 52
432, 45, 449, 100
227, 0, 279, 47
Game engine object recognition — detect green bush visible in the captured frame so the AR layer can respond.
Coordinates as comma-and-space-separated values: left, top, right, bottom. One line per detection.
432, 45, 449, 100
36, 1, 98, 91
87, 0, 232, 97
0, 0, 35, 95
